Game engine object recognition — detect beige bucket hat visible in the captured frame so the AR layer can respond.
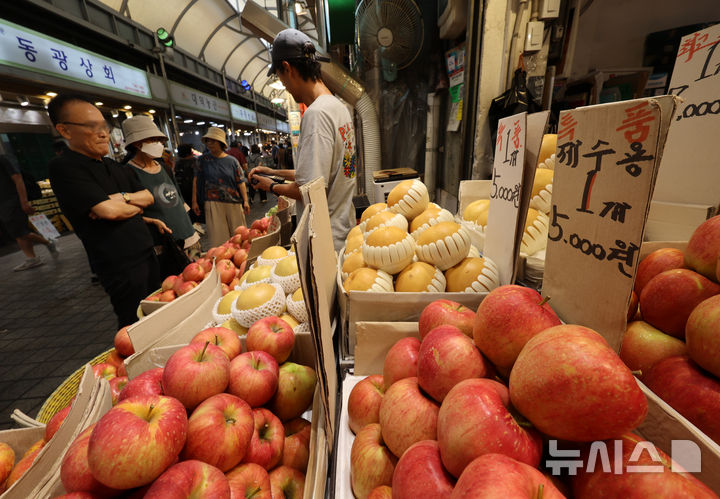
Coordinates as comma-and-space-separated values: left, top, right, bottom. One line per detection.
202, 127, 228, 149
121, 115, 167, 145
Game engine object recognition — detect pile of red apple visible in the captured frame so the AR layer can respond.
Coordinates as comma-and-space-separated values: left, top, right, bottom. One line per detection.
145, 217, 275, 303
347, 293, 717, 498
47, 314, 316, 498
619, 214, 720, 445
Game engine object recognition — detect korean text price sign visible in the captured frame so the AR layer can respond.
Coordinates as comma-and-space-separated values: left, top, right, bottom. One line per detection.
653, 23, 720, 207
484, 112, 527, 285
542, 96, 677, 351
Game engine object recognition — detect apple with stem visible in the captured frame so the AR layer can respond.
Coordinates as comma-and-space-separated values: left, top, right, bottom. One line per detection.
225, 462, 271, 499
162, 341, 230, 410
143, 460, 231, 498
419, 299, 476, 339
282, 418, 311, 472
191, 327, 242, 360
619, 321, 686, 378
118, 367, 164, 402
114, 327, 134, 357
228, 351, 279, 408
268, 466, 305, 499
246, 316, 295, 364
242, 408, 285, 470
269, 362, 317, 421
109, 376, 129, 405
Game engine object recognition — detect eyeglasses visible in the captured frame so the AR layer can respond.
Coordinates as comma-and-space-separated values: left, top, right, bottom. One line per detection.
60, 121, 111, 134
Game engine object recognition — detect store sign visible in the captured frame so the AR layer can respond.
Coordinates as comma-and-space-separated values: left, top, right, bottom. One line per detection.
276, 120, 289, 133
258, 113, 277, 131
653, 24, 720, 207
289, 111, 301, 137
542, 96, 677, 351
231, 103, 257, 125
0, 18, 150, 98
169, 82, 229, 119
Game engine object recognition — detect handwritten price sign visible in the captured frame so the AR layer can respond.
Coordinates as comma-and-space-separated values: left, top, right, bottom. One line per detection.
542, 96, 676, 351
653, 23, 720, 208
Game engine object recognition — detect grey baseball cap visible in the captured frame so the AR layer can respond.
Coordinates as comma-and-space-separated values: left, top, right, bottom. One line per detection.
267, 29, 330, 76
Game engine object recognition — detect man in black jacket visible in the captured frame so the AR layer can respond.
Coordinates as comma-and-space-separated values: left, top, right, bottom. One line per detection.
48, 94, 160, 328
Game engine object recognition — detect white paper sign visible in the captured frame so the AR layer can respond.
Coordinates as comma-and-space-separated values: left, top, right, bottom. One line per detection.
484, 112, 527, 285
231, 103, 257, 125
652, 23, 720, 207
0, 18, 150, 98
29, 214, 60, 241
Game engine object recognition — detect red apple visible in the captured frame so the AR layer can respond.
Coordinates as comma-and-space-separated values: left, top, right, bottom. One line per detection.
145, 292, 161, 302
23, 438, 45, 459
417, 325, 492, 402
451, 453, 565, 499
635, 247, 685, 294
248, 228, 262, 240
379, 377, 439, 458
473, 285, 561, 373
117, 362, 127, 377
686, 294, 720, 377
92, 363, 116, 380
242, 240, 252, 251
242, 408, 284, 470
162, 275, 180, 292
183, 262, 206, 282
6, 445, 42, 487
573, 433, 716, 498
109, 376, 129, 405
197, 257, 213, 274
176, 280, 198, 296
234, 226, 250, 239
230, 234, 244, 246
191, 327, 242, 360
509, 325, 648, 442
419, 299, 476, 339
368, 486, 392, 499
60, 424, 121, 496
382, 337, 420, 390
246, 316, 295, 364
45, 403, 71, 440
87, 395, 188, 489
437, 378, 542, 477
0, 442, 14, 486
222, 283, 231, 296
347, 375, 385, 434
628, 290, 639, 322
182, 393, 254, 472
268, 466, 304, 499
105, 349, 124, 370
685, 215, 720, 280
233, 249, 249, 268
207, 247, 220, 259
228, 351, 279, 408
159, 289, 177, 302
640, 269, 720, 338
644, 356, 720, 443
51, 493, 100, 499
391, 440, 454, 498
619, 321, 687, 378
118, 367, 164, 402
217, 259, 238, 285
350, 423, 397, 499
225, 463, 271, 499
162, 342, 230, 410
282, 418, 311, 472
143, 460, 231, 498
172, 275, 186, 295
269, 362, 317, 421
114, 327, 134, 357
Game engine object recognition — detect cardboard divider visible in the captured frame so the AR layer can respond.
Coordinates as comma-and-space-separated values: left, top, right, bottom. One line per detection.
247, 215, 281, 260
3, 366, 112, 499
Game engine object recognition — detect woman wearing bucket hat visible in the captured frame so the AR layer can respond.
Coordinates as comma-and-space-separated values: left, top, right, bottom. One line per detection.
192, 126, 250, 247
121, 115, 199, 274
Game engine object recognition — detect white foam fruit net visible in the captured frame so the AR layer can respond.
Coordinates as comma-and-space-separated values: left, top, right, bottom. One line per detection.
521, 212, 550, 256
457, 256, 501, 293
231, 282, 287, 328
416, 225, 471, 271
362, 234, 416, 275
389, 179, 429, 220
271, 268, 301, 295
411, 209, 454, 239
530, 183, 553, 215
286, 291, 309, 323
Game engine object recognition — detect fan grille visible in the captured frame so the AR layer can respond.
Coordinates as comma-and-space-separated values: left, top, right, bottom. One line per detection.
356, 0, 424, 70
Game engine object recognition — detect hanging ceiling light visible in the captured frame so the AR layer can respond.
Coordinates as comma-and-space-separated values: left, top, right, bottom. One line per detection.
156, 28, 174, 48
271, 97, 284, 104
269, 80, 285, 90
18, 96, 29, 106
46, 91, 57, 97
149, 109, 156, 114
123, 105, 132, 110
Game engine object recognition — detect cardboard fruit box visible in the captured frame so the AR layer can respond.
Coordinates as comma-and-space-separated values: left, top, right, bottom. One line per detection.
334, 321, 720, 495
247, 215, 282, 260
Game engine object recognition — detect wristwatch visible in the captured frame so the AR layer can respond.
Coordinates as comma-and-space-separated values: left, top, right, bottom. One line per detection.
270, 182, 281, 195
121, 192, 131, 203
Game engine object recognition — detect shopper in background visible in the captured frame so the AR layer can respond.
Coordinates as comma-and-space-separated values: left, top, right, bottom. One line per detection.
240, 144, 250, 158
175, 144, 203, 226
48, 94, 159, 328
0, 154, 59, 271
246, 144, 266, 205
270, 139, 279, 166
227, 140, 249, 178
121, 116, 200, 272
250, 28, 356, 251
192, 127, 250, 247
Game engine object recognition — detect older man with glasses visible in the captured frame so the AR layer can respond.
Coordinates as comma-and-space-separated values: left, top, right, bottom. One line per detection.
47, 94, 160, 329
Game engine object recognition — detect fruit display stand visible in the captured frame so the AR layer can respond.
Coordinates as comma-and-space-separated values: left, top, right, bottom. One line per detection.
335, 321, 720, 496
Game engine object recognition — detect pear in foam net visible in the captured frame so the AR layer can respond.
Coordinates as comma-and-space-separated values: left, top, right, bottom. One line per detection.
415, 221, 471, 271
463, 199, 490, 222
387, 179, 429, 220
520, 208, 550, 256
358, 203, 387, 231
395, 261, 446, 292
445, 256, 501, 293
343, 268, 394, 292
271, 255, 300, 294
239, 265, 274, 290
341, 250, 366, 280
231, 282, 286, 328
286, 287, 309, 323
257, 245, 288, 267
410, 206, 454, 240
363, 210, 408, 236
529, 169, 554, 215
362, 226, 416, 275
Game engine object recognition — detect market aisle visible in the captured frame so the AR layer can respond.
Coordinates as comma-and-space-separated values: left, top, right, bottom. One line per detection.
0, 233, 116, 429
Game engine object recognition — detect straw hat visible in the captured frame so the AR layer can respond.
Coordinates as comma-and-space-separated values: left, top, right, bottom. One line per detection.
202, 127, 228, 149
121, 115, 167, 145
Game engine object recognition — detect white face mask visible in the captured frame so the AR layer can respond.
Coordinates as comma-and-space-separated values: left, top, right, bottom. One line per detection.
140, 141, 165, 158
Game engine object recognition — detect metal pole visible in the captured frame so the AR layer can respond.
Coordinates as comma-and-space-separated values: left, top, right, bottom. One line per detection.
222, 71, 236, 137
156, 50, 180, 146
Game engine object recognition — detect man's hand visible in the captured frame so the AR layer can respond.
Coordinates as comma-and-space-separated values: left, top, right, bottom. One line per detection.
249, 166, 272, 178
21, 201, 35, 215
252, 174, 273, 192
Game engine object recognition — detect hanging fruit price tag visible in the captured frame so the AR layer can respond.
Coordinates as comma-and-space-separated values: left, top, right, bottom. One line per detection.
653, 24, 720, 209
485, 111, 549, 285
542, 96, 678, 351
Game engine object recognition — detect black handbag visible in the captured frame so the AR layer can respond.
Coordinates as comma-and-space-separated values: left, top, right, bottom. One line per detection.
22, 171, 42, 201
488, 67, 541, 145
153, 230, 191, 277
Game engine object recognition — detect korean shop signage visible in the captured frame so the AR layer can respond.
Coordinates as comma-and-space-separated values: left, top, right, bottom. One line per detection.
231, 103, 257, 126
258, 113, 277, 131
169, 82, 229, 120
0, 18, 150, 98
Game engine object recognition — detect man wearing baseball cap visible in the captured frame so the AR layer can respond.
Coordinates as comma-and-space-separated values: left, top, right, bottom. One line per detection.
250, 29, 356, 252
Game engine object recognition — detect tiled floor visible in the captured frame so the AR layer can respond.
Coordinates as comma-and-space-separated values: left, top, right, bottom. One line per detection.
0, 196, 274, 429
